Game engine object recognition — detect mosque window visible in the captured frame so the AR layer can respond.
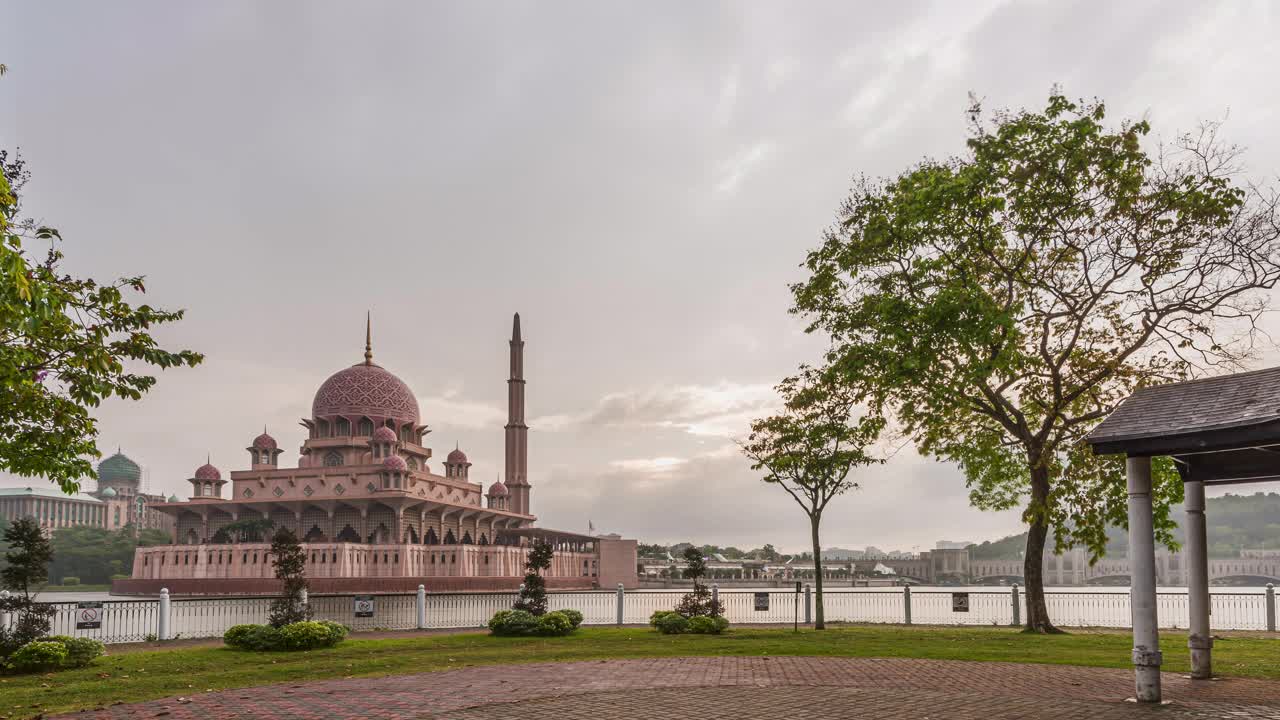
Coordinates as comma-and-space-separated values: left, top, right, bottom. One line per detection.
324, 451, 343, 467
336, 417, 351, 436
242, 488, 254, 498
114, 507, 121, 526
357, 418, 373, 436
334, 484, 345, 495
303, 486, 314, 497
272, 487, 284, 497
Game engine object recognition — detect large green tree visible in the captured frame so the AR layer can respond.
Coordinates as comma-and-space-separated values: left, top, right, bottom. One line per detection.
742, 366, 883, 629
791, 92, 1280, 632
0, 151, 202, 492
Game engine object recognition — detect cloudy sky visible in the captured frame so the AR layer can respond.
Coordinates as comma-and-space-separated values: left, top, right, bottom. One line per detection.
3, 1, 1279, 553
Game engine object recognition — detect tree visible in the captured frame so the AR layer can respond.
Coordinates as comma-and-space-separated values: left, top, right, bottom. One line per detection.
513, 542, 553, 616
742, 367, 882, 630
0, 150, 202, 493
791, 92, 1280, 632
674, 546, 723, 618
267, 528, 311, 627
215, 517, 274, 543
0, 518, 54, 659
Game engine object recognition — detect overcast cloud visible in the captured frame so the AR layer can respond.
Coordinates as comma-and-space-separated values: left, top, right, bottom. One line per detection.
2, 1, 1279, 553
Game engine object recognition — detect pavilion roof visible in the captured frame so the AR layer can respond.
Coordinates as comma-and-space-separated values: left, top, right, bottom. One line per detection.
1087, 366, 1280, 457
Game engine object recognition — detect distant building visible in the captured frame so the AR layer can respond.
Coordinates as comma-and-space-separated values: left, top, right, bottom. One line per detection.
935, 540, 973, 550
0, 451, 175, 537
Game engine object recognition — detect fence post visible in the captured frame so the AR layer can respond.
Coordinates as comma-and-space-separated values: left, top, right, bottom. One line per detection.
903, 586, 912, 625
711, 583, 719, 610
1011, 584, 1021, 627
300, 587, 308, 611
158, 588, 171, 641
416, 584, 427, 629
1267, 584, 1276, 633
0, 590, 9, 632
616, 583, 625, 626
804, 583, 812, 624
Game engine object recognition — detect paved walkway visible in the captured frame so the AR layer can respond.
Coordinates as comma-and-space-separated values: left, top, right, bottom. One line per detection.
55, 657, 1280, 719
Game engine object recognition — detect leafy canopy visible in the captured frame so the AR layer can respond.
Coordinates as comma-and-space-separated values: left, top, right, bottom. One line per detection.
0, 152, 202, 492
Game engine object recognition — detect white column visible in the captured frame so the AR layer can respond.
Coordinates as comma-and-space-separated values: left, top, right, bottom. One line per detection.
1126, 456, 1162, 702
1184, 478, 1212, 679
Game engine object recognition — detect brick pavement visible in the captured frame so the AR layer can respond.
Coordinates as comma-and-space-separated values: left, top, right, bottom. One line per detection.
53, 656, 1280, 720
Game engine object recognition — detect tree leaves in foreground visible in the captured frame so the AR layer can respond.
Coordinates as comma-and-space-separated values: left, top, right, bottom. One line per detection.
0, 151, 203, 493
790, 92, 1280, 632
742, 366, 884, 629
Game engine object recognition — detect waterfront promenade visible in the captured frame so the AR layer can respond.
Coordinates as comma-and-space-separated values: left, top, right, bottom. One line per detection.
54, 656, 1280, 719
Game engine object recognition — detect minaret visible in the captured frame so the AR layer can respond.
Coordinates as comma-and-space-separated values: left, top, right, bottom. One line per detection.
504, 313, 531, 515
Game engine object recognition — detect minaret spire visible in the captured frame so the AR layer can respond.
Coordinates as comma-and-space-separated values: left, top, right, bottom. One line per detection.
505, 312, 530, 515
364, 311, 374, 365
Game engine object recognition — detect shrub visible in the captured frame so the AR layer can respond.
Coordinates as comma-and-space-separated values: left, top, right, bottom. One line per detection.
488, 609, 540, 637
279, 621, 341, 650
9, 640, 67, 673
687, 615, 729, 635
241, 625, 284, 651
45, 636, 105, 667
60, 577, 80, 586
318, 620, 348, 644
536, 611, 573, 637
223, 624, 258, 649
559, 609, 584, 629
655, 613, 689, 635
649, 610, 681, 627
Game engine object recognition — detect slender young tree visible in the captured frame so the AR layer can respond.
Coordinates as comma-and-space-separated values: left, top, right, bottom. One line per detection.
0, 517, 55, 658
513, 541, 554, 616
791, 92, 1280, 632
741, 366, 883, 629
674, 546, 723, 618
268, 527, 311, 628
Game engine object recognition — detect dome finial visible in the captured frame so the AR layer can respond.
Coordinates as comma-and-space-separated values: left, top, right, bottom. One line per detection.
364, 311, 374, 365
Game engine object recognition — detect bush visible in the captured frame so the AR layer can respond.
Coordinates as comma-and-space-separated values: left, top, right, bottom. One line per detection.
487, 609, 540, 637
536, 611, 573, 637
223, 624, 258, 649
279, 621, 342, 650
655, 613, 689, 635
559, 609, 584, 629
9, 641, 67, 673
649, 610, 681, 627
687, 615, 729, 635
45, 636, 105, 668
241, 625, 284, 651
318, 620, 348, 644
60, 577, 80, 586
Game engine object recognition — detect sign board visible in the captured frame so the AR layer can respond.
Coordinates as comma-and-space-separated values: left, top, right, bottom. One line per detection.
76, 601, 103, 630
353, 595, 375, 618
951, 592, 970, 613
754, 592, 770, 611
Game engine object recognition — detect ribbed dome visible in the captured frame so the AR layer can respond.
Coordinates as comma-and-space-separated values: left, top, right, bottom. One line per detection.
194, 462, 221, 481
312, 364, 420, 424
252, 432, 277, 450
97, 452, 141, 486
371, 426, 398, 443
382, 455, 408, 472
447, 447, 468, 464
487, 480, 508, 496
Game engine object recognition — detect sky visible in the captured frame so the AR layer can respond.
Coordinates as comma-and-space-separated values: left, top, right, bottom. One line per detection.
2, 1, 1280, 554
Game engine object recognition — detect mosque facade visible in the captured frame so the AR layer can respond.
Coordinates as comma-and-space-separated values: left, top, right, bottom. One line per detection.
118, 314, 637, 595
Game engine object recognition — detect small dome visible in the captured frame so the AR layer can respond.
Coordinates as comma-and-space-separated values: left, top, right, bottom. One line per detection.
252, 432, 277, 450
100, 486, 118, 498
372, 426, 398, 443
447, 447, 468, 464
487, 480, 508, 496
194, 462, 221, 481
97, 451, 141, 486
382, 455, 408, 472
167, 494, 180, 502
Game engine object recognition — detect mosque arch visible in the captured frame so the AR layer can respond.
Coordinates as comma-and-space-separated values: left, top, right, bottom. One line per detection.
479, 533, 489, 546
404, 526, 419, 544
335, 417, 351, 436
357, 417, 374, 436
444, 529, 457, 545
323, 451, 343, 467
316, 419, 330, 438
304, 525, 327, 543
336, 524, 360, 543
424, 528, 439, 545
368, 522, 390, 544
462, 531, 473, 545
185, 528, 199, 545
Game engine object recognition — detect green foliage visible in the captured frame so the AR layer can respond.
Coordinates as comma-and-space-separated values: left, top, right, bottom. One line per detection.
535, 611, 574, 637
215, 517, 274, 544
654, 612, 689, 634
318, 620, 349, 644
0, 518, 54, 660
278, 621, 344, 650
45, 635, 104, 668
0, 151, 202, 493
59, 576, 78, 586
267, 528, 311, 628
512, 542, 553, 616
559, 609, 584, 630
649, 610, 680, 627
789, 90, 1280, 629
488, 609, 540, 636
48, 525, 156, 585
687, 615, 730, 634
8, 640, 66, 673
222, 624, 258, 648
240, 625, 284, 651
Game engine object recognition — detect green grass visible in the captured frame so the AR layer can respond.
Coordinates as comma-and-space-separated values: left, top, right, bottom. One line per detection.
35, 584, 111, 593
1, 625, 1276, 718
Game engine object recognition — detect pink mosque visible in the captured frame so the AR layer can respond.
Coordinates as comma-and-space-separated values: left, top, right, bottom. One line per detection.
116, 314, 637, 595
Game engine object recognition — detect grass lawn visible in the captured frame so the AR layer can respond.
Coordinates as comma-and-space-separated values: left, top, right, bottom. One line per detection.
1, 625, 1276, 717
34, 584, 111, 593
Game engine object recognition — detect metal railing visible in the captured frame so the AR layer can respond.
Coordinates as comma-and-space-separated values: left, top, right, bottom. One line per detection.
8, 583, 1275, 645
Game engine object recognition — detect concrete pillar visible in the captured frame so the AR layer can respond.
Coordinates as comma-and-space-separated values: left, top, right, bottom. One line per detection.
1184, 478, 1212, 679
1126, 456, 1162, 702
417, 584, 426, 629
903, 586, 912, 625
616, 583, 625, 626
158, 588, 171, 641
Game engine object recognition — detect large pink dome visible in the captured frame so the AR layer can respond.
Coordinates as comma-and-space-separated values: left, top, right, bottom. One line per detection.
312, 363, 420, 424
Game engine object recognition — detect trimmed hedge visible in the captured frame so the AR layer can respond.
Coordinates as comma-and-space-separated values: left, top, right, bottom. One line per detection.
488, 609, 583, 637
46, 636, 105, 667
649, 609, 729, 635
9, 641, 67, 673
224, 621, 347, 651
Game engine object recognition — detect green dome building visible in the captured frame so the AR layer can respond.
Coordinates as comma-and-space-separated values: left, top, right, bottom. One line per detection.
96, 450, 141, 491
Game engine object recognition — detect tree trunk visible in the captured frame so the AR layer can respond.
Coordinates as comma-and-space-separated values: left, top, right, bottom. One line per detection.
1023, 463, 1062, 633
811, 513, 825, 630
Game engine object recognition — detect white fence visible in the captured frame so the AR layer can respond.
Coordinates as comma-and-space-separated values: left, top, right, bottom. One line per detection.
22, 584, 1278, 645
